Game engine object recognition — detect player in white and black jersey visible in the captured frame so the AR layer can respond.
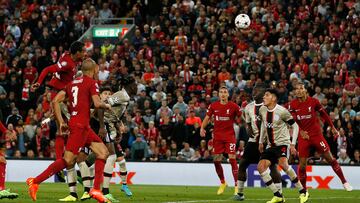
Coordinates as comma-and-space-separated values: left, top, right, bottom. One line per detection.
257, 89, 309, 203
234, 84, 282, 201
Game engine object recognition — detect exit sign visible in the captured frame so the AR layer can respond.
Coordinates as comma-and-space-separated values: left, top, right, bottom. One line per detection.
93, 27, 128, 38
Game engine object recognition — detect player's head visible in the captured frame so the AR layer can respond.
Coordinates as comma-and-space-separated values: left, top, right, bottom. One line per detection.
263, 88, 279, 106
252, 83, 266, 102
70, 41, 85, 61
81, 58, 98, 79
294, 81, 307, 99
218, 86, 229, 103
100, 86, 112, 101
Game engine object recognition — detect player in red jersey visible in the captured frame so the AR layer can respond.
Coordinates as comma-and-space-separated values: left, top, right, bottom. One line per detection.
26, 59, 111, 202
32, 41, 86, 160
289, 82, 353, 191
200, 86, 241, 195
0, 121, 18, 199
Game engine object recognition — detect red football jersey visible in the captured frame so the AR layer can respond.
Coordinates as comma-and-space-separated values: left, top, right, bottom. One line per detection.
48, 52, 78, 90
289, 97, 324, 138
206, 101, 241, 142
65, 75, 99, 125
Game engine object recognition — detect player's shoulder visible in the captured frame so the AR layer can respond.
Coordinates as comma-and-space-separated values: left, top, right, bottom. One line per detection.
259, 105, 267, 112
276, 104, 288, 111
209, 101, 220, 107
228, 101, 239, 107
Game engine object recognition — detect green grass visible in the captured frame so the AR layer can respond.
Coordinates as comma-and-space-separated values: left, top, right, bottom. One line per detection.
2, 182, 360, 203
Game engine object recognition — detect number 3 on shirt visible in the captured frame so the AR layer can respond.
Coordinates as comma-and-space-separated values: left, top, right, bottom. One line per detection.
71, 86, 79, 107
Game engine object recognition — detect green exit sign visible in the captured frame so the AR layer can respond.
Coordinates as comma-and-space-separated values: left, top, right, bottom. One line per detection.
93, 27, 128, 38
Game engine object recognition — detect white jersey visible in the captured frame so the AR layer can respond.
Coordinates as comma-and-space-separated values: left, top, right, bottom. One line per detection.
244, 101, 263, 143
259, 104, 294, 147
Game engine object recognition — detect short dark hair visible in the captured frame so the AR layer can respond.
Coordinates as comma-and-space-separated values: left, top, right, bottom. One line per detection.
265, 88, 279, 99
70, 41, 85, 55
100, 86, 112, 93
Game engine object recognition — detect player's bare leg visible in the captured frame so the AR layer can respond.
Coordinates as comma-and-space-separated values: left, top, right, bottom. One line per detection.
213, 154, 227, 195
258, 159, 284, 203
103, 143, 119, 202
278, 157, 308, 203
322, 151, 352, 191
89, 141, 110, 202
228, 153, 239, 195
59, 151, 90, 202
27, 150, 76, 201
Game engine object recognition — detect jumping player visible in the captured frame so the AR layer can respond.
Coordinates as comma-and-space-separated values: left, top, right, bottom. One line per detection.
200, 86, 241, 195
257, 89, 309, 203
96, 86, 133, 202
26, 59, 111, 202
289, 82, 352, 191
32, 41, 86, 160
234, 84, 282, 201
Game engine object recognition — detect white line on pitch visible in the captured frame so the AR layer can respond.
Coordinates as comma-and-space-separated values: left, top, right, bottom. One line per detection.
163, 196, 356, 203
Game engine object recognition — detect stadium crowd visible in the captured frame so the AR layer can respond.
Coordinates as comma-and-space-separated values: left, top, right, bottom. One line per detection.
0, 0, 359, 165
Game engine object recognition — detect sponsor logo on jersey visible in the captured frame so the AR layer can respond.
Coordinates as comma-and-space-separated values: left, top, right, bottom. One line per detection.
264, 122, 274, 128
297, 114, 312, 120
215, 116, 230, 121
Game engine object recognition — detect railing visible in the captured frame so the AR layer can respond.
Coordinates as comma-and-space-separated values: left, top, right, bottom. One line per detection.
90, 18, 135, 25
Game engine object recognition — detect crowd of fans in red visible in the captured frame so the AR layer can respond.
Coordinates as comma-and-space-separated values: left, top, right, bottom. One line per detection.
0, 0, 359, 164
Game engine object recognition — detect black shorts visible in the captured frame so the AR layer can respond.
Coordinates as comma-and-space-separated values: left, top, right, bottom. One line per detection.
260, 145, 289, 165
90, 118, 114, 144
242, 142, 261, 164
103, 123, 114, 144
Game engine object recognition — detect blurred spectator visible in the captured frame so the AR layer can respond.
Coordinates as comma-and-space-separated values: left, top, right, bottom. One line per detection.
338, 149, 351, 164
5, 108, 22, 126
177, 142, 195, 161
131, 134, 149, 161
351, 150, 360, 165
148, 140, 159, 162
143, 121, 159, 144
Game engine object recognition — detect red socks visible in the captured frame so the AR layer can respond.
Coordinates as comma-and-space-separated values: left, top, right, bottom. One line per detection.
34, 158, 67, 184
330, 159, 347, 184
298, 167, 307, 189
229, 159, 238, 186
55, 135, 65, 159
93, 159, 106, 190
0, 163, 5, 190
214, 161, 225, 184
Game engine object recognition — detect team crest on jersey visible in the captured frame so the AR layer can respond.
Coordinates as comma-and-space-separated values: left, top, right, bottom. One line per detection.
61, 61, 67, 67
308, 107, 312, 112
274, 114, 280, 121
226, 109, 230, 114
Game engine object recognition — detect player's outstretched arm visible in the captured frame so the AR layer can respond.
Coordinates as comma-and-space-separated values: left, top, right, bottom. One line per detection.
32, 64, 57, 89
52, 90, 67, 134
92, 95, 111, 110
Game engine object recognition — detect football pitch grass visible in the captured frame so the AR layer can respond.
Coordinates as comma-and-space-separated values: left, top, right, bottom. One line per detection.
3, 182, 360, 203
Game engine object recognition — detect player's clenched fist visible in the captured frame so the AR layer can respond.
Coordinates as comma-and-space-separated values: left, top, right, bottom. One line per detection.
290, 144, 297, 156
59, 122, 68, 135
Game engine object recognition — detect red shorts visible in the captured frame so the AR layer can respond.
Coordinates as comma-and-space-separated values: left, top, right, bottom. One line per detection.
298, 136, 330, 158
212, 140, 236, 155
49, 89, 59, 100
66, 123, 103, 155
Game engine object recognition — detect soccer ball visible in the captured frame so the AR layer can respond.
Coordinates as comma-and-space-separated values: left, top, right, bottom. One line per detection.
235, 14, 251, 29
